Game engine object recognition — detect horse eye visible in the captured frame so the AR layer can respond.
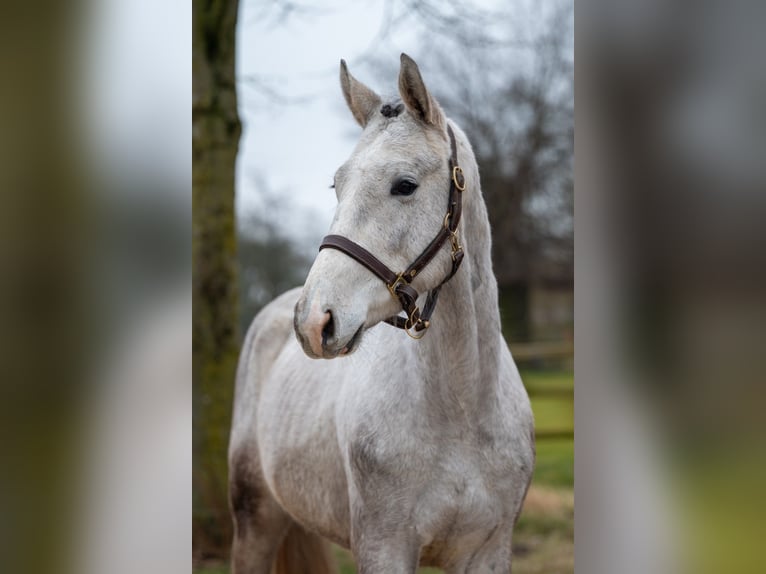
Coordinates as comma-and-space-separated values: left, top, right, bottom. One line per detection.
391, 179, 418, 196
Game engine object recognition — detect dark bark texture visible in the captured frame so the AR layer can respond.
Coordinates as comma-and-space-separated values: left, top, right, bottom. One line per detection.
193, 0, 241, 558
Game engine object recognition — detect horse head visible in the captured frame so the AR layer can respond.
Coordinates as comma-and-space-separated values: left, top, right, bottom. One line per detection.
294, 54, 461, 359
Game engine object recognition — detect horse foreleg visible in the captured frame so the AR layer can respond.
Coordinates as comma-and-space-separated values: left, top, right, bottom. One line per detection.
229, 453, 291, 574
351, 525, 421, 574
445, 529, 513, 574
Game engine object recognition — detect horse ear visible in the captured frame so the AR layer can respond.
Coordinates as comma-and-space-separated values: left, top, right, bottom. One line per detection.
340, 59, 381, 128
398, 53, 444, 128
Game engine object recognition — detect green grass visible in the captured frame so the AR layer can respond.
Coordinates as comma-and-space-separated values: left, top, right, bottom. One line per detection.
522, 370, 573, 489
514, 370, 574, 573
530, 397, 573, 430
533, 439, 574, 488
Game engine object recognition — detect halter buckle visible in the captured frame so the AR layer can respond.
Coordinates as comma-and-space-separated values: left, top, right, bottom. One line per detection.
442, 212, 463, 261
387, 272, 409, 300
450, 231, 463, 261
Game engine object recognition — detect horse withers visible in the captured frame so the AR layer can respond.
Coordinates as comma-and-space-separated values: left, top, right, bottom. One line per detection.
229, 54, 535, 574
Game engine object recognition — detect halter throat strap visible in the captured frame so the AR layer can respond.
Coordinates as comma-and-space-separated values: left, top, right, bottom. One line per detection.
319, 125, 466, 338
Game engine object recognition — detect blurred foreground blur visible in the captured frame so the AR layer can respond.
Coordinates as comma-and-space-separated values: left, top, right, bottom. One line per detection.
0, 0, 189, 572
577, 1, 766, 573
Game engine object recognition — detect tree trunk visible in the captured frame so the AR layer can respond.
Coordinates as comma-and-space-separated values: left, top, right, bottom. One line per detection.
192, 0, 241, 558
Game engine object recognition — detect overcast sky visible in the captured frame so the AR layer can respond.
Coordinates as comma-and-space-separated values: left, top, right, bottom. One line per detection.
236, 1, 421, 247
234, 0, 553, 248
237, 0, 384, 244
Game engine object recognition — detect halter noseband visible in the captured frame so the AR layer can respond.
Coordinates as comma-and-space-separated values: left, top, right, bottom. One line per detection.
319, 125, 466, 339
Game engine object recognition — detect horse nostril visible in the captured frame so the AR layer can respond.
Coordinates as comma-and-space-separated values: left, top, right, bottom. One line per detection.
321, 311, 334, 348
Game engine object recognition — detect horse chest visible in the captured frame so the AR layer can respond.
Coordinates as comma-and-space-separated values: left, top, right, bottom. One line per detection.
348, 422, 514, 528
421, 450, 509, 522
409, 455, 510, 567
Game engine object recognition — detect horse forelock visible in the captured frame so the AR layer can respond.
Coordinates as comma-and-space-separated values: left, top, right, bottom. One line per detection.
380, 99, 404, 118
359, 101, 453, 165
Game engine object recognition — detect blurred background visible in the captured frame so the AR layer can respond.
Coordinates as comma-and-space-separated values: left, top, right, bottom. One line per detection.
194, 0, 573, 572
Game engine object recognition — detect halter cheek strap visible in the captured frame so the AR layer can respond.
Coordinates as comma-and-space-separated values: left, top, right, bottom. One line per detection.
319, 125, 466, 339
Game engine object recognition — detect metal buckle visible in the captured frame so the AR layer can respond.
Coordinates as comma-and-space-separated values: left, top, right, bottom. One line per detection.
450, 231, 463, 261
387, 272, 409, 300
443, 212, 463, 261
452, 166, 466, 192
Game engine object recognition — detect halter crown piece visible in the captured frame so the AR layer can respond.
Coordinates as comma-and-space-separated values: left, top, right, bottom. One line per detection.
319, 125, 466, 339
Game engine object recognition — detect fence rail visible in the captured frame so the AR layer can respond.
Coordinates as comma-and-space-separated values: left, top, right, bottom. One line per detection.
510, 341, 574, 361
534, 429, 574, 440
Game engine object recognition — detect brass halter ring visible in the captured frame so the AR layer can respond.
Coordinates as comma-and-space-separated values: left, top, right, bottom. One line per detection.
443, 211, 453, 231
452, 166, 466, 192
404, 308, 428, 340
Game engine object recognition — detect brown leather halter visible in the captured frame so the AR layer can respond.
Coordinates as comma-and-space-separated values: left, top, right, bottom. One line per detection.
319, 125, 466, 339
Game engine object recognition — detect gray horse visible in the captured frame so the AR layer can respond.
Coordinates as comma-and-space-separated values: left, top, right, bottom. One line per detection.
229, 54, 535, 574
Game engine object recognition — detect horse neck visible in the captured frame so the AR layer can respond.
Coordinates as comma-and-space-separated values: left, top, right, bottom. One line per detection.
414, 167, 503, 419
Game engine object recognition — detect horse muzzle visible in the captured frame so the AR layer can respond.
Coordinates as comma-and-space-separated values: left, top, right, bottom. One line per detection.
294, 292, 363, 359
